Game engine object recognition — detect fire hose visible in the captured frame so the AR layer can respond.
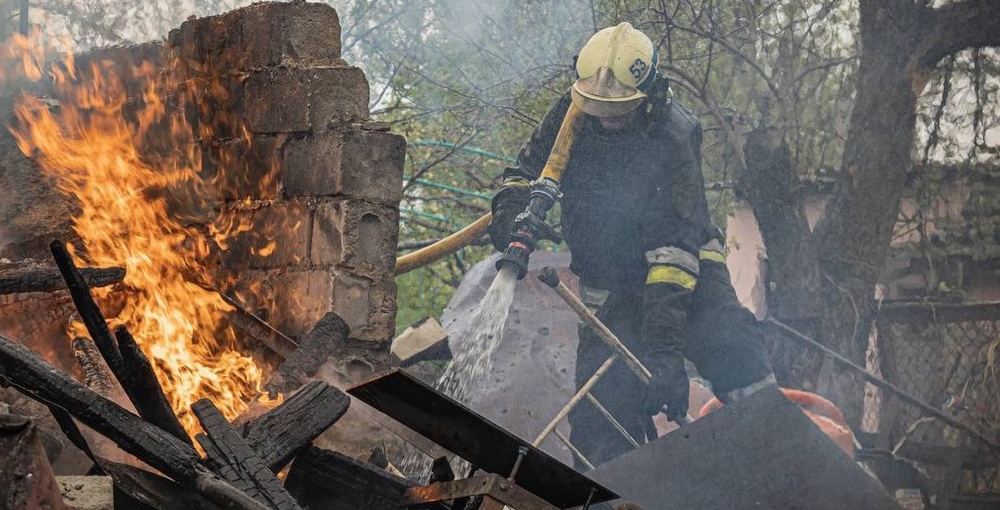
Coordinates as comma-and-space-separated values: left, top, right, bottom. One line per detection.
395, 103, 586, 277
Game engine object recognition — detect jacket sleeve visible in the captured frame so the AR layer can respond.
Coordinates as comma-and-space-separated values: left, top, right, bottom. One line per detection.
499, 91, 573, 187
637, 103, 711, 364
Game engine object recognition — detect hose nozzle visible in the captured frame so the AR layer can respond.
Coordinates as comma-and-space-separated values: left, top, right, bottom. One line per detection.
496, 194, 562, 280
497, 242, 531, 279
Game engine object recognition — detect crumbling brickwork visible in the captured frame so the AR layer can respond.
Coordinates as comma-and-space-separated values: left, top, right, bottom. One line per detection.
0, 1, 404, 368
167, 1, 404, 349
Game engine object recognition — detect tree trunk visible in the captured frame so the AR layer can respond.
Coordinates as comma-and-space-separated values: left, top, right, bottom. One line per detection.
811, 0, 927, 428
740, 0, 1000, 430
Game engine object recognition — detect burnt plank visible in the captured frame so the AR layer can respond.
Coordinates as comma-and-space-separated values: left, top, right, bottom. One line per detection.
114, 326, 191, 446
50, 239, 125, 379
284, 446, 448, 510
102, 460, 224, 510
219, 292, 299, 360
0, 332, 198, 481
264, 312, 348, 394
192, 399, 302, 510
0, 333, 269, 510
242, 380, 350, 472
0, 264, 125, 295
197, 432, 258, 498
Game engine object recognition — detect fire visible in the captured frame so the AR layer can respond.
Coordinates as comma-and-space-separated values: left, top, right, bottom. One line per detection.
2, 33, 276, 435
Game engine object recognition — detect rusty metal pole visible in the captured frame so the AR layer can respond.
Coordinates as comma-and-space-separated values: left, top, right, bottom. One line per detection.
537, 267, 651, 383
532, 356, 616, 447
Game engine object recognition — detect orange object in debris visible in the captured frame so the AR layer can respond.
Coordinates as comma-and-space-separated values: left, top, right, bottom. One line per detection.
698, 388, 856, 459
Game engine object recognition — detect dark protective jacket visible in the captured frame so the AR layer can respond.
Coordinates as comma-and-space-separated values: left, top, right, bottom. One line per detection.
497, 88, 714, 367
500, 90, 711, 290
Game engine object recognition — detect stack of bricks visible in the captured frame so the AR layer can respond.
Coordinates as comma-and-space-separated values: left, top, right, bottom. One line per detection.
167, 2, 404, 355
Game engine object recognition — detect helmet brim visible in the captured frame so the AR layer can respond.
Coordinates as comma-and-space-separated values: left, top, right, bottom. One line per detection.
571, 86, 646, 118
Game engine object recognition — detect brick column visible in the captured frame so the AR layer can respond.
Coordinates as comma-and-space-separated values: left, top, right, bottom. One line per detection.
169, 2, 404, 358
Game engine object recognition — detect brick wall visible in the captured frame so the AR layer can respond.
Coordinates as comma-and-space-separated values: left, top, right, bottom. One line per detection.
0, 2, 404, 369
168, 1, 404, 351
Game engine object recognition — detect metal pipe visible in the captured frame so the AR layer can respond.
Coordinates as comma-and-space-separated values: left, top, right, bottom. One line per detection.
765, 316, 1000, 452
394, 213, 491, 275
533, 356, 616, 447
586, 393, 640, 448
506, 445, 529, 482
554, 429, 595, 470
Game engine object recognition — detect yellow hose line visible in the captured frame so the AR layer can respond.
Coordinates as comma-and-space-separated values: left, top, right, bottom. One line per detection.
394, 213, 492, 275
395, 104, 584, 276
538, 102, 585, 183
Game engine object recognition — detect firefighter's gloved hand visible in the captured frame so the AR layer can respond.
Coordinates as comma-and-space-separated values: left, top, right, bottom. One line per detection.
640, 354, 689, 421
488, 185, 530, 252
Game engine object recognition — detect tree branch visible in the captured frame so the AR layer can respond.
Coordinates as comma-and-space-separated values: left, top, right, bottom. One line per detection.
918, 0, 1000, 68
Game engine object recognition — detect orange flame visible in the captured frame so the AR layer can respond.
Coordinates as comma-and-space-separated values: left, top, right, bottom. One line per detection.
2, 33, 276, 435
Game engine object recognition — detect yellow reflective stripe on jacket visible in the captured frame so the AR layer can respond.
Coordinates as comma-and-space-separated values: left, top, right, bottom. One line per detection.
646, 265, 697, 289
699, 248, 726, 263
699, 238, 726, 263
501, 177, 530, 188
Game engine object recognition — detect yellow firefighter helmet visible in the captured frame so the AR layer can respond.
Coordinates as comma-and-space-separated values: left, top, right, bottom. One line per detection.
571, 22, 659, 118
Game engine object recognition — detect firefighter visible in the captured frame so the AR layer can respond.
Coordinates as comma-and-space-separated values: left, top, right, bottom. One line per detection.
488, 22, 776, 468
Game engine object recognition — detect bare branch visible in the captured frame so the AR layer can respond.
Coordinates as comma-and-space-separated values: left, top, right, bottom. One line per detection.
918, 0, 1000, 69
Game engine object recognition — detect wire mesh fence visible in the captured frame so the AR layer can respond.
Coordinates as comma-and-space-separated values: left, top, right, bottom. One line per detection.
874, 302, 1000, 496
764, 303, 1000, 503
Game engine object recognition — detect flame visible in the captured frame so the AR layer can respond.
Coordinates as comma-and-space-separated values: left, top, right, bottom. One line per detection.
2, 33, 278, 435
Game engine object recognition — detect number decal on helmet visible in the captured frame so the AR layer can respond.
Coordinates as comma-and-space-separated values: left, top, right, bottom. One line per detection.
629, 58, 648, 80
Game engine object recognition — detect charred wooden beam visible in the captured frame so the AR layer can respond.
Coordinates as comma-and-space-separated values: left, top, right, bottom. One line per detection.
0, 332, 271, 510
0, 331, 197, 479
0, 264, 125, 295
284, 446, 447, 510
242, 380, 350, 472
101, 460, 225, 510
192, 399, 302, 510
0, 413, 69, 510
264, 312, 348, 394
114, 326, 191, 446
50, 240, 125, 378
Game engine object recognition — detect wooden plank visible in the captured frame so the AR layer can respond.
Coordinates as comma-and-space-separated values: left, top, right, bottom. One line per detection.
284, 446, 446, 510
0, 264, 124, 295
264, 312, 348, 394
390, 317, 451, 367
241, 380, 350, 472
192, 399, 302, 510
347, 369, 617, 508
0, 332, 270, 510
100, 460, 224, 510
50, 240, 125, 379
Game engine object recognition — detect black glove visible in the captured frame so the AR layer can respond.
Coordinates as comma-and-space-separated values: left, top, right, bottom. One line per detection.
640, 353, 689, 422
487, 185, 530, 252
